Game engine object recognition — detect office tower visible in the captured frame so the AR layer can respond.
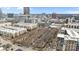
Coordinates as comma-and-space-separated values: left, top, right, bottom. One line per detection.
0, 8, 2, 19
7, 13, 14, 18
23, 7, 30, 15
52, 13, 57, 19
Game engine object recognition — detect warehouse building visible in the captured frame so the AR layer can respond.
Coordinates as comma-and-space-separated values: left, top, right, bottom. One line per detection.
0, 20, 12, 26
14, 23, 38, 30
64, 23, 79, 29
0, 26, 27, 38
0, 22, 11, 26
49, 23, 62, 29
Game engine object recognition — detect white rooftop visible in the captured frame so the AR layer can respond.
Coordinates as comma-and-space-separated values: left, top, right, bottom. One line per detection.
64, 28, 79, 38
0, 26, 27, 34
57, 34, 64, 38
57, 27, 79, 41
15, 23, 37, 26
65, 23, 79, 26
49, 23, 62, 28
57, 33, 77, 41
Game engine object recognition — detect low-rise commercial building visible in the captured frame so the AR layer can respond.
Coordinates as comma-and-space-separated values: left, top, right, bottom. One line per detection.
57, 27, 79, 51
14, 23, 38, 30
49, 23, 62, 29
0, 22, 11, 26
64, 23, 79, 29
0, 26, 27, 38
0, 20, 12, 26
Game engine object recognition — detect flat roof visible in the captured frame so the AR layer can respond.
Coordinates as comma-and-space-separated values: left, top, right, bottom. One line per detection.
15, 23, 37, 26
64, 35, 77, 41
0, 26, 27, 34
65, 28, 79, 38
57, 33, 77, 41
57, 34, 65, 38
65, 23, 79, 26
61, 27, 79, 38
14, 23, 38, 29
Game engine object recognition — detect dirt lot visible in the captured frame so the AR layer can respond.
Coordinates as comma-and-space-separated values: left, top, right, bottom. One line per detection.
1, 27, 59, 51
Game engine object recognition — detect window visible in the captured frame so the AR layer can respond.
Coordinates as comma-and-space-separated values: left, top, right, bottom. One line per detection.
74, 26, 76, 28
71, 25, 73, 28
69, 25, 70, 28
77, 26, 79, 29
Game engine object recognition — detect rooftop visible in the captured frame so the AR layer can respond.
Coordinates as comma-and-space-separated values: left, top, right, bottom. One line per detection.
0, 26, 26, 34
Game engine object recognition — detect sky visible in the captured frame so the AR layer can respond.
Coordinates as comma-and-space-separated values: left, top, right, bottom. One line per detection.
1, 7, 79, 14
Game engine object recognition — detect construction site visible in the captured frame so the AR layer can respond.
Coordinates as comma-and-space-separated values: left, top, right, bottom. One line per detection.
1, 27, 59, 51
0, 7, 79, 51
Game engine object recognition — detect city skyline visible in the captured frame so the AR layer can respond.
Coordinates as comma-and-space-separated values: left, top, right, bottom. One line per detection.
1, 7, 79, 14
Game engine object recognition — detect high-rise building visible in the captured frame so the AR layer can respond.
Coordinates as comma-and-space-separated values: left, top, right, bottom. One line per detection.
52, 13, 57, 19
7, 13, 14, 18
0, 8, 2, 19
23, 7, 30, 15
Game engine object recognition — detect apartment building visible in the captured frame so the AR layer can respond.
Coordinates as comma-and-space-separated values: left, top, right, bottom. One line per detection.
57, 27, 79, 51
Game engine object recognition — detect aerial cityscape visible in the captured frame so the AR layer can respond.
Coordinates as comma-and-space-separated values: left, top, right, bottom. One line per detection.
0, 7, 79, 51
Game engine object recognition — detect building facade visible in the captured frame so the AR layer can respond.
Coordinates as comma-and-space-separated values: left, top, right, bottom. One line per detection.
57, 27, 79, 51
23, 7, 30, 15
